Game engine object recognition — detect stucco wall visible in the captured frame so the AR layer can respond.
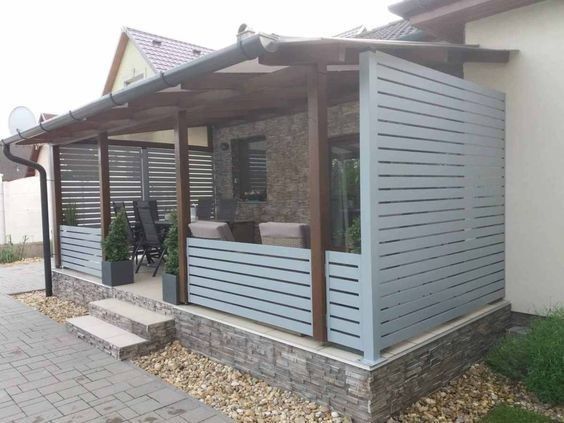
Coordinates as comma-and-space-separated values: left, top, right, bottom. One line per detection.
213, 102, 359, 226
464, 0, 564, 314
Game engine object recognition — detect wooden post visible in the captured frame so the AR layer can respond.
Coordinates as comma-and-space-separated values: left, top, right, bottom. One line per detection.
307, 64, 329, 342
52, 145, 63, 268
175, 110, 190, 304
97, 132, 111, 240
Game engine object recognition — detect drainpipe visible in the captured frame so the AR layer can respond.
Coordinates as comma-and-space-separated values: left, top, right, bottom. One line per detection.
2, 142, 52, 296
0, 173, 5, 244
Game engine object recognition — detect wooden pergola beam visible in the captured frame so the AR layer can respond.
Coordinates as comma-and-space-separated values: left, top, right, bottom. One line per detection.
175, 110, 190, 304
307, 63, 329, 342
97, 132, 111, 241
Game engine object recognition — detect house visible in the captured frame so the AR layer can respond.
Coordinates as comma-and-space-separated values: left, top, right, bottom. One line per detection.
2, 1, 560, 419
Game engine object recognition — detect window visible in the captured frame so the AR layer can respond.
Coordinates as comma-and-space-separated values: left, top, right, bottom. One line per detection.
232, 136, 267, 201
330, 135, 360, 252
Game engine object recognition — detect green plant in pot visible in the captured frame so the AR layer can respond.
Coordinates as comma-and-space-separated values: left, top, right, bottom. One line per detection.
162, 212, 180, 304
101, 210, 133, 286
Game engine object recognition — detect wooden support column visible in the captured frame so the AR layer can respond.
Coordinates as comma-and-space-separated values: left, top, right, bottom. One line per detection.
175, 110, 190, 304
97, 132, 111, 240
52, 145, 63, 268
307, 64, 329, 342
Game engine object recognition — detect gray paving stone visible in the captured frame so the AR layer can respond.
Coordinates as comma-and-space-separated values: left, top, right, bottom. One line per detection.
0, 290, 230, 422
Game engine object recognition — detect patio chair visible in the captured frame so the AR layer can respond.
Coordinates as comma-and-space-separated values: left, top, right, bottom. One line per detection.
189, 220, 235, 241
133, 199, 159, 223
136, 204, 167, 277
216, 198, 236, 221
259, 222, 310, 248
196, 198, 214, 220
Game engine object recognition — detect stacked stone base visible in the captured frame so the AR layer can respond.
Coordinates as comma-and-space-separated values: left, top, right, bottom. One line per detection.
53, 270, 511, 422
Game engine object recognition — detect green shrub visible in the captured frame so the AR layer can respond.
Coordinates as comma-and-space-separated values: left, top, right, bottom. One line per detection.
102, 210, 130, 262
63, 203, 78, 226
345, 216, 361, 254
486, 308, 564, 404
164, 212, 178, 276
481, 405, 552, 423
0, 236, 27, 264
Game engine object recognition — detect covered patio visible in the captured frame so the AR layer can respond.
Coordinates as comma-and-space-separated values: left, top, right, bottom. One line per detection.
3, 33, 509, 364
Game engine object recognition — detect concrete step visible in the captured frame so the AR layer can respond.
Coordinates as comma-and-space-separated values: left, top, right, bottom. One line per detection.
66, 315, 149, 360
88, 298, 175, 347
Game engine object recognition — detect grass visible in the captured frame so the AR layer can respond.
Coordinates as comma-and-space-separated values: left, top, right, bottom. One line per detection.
481, 405, 554, 422
486, 308, 564, 404
0, 236, 27, 264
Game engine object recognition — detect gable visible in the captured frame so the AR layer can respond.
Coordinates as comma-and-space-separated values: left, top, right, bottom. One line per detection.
105, 38, 155, 94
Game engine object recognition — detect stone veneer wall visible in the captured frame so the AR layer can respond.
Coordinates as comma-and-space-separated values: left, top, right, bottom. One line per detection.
212, 102, 359, 225
53, 271, 510, 422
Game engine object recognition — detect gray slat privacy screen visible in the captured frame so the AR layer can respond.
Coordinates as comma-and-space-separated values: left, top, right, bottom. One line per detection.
59, 143, 214, 226
361, 51, 506, 351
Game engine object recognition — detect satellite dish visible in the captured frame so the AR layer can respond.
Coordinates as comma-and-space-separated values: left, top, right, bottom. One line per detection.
8, 106, 36, 135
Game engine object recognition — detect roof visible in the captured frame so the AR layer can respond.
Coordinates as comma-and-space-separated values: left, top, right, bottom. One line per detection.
125, 27, 214, 73
334, 25, 367, 38
358, 19, 424, 41
2, 33, 511, 147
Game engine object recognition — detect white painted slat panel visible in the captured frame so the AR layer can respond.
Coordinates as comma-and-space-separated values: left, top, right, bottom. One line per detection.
189, 238, 311, 259
379, 206, 504, 229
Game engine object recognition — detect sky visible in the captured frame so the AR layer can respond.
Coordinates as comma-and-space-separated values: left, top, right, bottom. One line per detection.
0, 0, 398, 137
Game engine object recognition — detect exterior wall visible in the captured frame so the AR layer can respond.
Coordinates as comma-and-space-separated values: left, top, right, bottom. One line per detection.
213, 102, 358, 225
111, 40, 155, 92
52, 270, 510, 423
110, 39, 208, 147
464, 0, 564, 314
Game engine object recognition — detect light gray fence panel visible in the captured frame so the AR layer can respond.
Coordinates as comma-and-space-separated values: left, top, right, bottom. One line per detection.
187, 238, 313, 335
59, 144, 101, 227
60, 225, 102, 277
148, 148, 214, 219
360, 51, 506, 355
326, 251, 362, 351
108, 145, 143, 221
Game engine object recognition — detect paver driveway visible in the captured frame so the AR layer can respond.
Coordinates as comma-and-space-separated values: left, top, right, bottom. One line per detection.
0, 260, 45, 294
0, 292, 230, 422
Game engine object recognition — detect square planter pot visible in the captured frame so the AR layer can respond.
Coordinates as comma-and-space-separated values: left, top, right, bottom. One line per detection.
102, 260, 134, 286
162, 273, 180, 305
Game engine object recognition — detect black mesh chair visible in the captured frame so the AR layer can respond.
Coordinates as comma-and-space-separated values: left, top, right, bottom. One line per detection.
136, 204, 167, 277
196, 198, 214, 220
133, 199, 159, 222
216, 198, 236, 221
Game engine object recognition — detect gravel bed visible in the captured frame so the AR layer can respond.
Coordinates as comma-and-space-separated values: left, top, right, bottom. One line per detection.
134, 341, 349, 423
393, 363, 564, 422
13, 290, 88, 323
0, 257, 42, 267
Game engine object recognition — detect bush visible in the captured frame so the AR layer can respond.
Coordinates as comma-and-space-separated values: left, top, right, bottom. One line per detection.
164, 212, 178, 276
102, 210, 130, 262
481, 405, 552, 423
486, 308, 564, 404
0, 236, 27, 264
63, 203, 78, 226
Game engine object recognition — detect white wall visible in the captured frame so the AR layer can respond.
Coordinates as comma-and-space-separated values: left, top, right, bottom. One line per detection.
464, 0, 564, 314
0, 145, 54, 245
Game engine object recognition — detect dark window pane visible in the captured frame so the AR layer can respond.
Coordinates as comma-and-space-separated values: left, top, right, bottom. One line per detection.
330, 135, 360, 252
232, 136, 267, 201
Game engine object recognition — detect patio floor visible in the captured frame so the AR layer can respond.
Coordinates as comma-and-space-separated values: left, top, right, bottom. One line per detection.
0, 291, 230, 422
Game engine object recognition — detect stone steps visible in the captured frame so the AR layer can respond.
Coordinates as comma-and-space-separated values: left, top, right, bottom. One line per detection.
66, 299, 175, 360
66, 315, 149, 360
89, 298, 175, 345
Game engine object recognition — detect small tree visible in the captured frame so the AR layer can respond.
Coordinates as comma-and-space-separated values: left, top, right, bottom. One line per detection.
164, 212, 179, 276
102, 210, 130, 262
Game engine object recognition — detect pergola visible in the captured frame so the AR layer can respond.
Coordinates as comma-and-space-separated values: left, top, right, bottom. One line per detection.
2, 33, 510, 354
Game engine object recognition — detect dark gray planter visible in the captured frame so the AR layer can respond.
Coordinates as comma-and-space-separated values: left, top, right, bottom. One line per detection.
102, 260, 134, 286
162, 273, 180, 304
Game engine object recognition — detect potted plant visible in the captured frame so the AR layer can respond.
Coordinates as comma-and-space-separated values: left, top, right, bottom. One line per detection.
101, 210, 133, 286
162, 212, 180, 304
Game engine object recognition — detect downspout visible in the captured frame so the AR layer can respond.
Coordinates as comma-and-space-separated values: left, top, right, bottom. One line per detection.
2, 142, 52, 296
0, 173, 5, 243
